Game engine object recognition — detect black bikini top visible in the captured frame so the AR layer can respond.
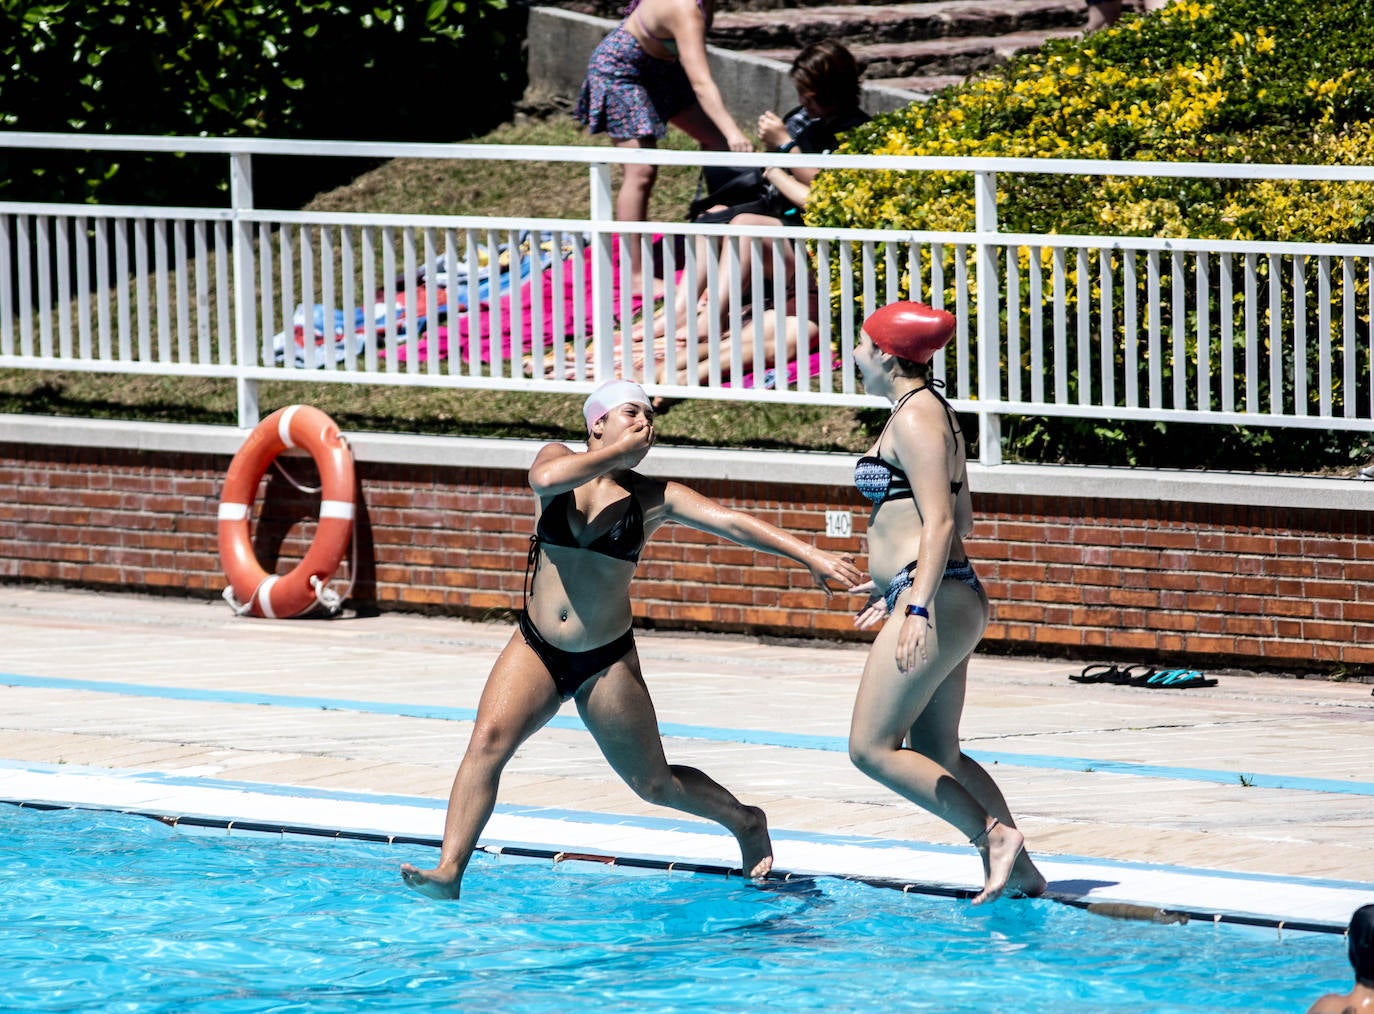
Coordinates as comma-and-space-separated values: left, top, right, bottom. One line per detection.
534, 488, 645, 563
854, 383, 964, 507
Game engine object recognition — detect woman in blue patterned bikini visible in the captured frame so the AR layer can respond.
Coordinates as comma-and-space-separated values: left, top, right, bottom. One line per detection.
402, 379, 862, 899
848, 301, 1047, 905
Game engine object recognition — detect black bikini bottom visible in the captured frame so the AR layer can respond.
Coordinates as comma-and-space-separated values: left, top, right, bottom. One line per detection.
518, 610, 636, 701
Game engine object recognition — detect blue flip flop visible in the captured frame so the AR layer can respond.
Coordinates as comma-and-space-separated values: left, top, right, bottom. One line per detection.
1132, 668, 1217, 689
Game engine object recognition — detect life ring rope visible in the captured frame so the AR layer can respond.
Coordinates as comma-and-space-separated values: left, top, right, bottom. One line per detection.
271, 455, 321, 495
263, 451, 359, 603
217, 404, 357, 619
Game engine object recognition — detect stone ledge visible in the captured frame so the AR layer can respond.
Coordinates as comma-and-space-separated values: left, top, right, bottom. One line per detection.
751, 27, 1081, 78
710, 0, 1084, 48
2, 413, 1368, 512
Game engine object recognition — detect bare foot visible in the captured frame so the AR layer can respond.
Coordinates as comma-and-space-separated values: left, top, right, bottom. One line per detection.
970, 820, 1024, 905
400, 861, 462, 900
630, 273, 667, 302
1010, 852, 1048, 899
736, 805, 773, 879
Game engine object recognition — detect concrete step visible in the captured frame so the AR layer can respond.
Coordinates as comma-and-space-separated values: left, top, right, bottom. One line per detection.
717, 0, 974, 10
546, 0, 976, 14
863, 72, 969, 95
749, 25, 1083, 79
708, 0, 1086, 49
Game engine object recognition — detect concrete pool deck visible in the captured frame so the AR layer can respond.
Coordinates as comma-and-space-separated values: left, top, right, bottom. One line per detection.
2, 585, 1371, 930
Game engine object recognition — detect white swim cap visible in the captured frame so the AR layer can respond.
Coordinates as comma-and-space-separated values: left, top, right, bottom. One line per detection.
583, 379, 652, 432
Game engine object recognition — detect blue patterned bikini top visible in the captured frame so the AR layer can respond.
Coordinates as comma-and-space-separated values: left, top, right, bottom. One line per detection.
854, 384, 963, 507
853, 455, 914, 504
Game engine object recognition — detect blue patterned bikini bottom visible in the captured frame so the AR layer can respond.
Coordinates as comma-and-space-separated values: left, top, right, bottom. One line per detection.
883, 559, 983, 613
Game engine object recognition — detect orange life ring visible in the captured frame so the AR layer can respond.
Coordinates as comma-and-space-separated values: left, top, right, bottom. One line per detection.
217, 405, 356, 618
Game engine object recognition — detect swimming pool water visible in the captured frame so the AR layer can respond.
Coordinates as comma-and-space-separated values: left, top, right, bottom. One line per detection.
2, 805, 1349, 1012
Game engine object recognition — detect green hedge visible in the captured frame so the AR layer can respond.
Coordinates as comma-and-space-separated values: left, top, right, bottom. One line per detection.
0, 0, 525, 208
810, 0, 1374, 239
807, 0, 1374, 469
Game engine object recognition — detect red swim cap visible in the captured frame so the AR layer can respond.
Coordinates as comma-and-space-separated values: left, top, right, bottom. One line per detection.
862, 301, 956, 363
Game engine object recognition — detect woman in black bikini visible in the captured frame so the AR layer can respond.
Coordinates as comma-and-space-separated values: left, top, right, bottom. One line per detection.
401, 379, 862, 899
848, 301, 1046, 905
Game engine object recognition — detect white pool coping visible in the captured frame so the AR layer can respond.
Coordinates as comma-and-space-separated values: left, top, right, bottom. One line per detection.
4, 413, 1368, 510
5, 762, 1369, 933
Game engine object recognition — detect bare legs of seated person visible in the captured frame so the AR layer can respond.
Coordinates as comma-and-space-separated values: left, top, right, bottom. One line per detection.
649, 309, 817, 411
647, 213, 801, 340
615, 105, 742, 296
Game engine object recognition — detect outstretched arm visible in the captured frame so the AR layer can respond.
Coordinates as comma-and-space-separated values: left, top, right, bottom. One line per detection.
661, 481, 863, 594
668, 3, 751, 151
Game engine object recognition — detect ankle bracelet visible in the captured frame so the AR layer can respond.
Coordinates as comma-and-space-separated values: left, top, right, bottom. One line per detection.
970, 817, 1000, 847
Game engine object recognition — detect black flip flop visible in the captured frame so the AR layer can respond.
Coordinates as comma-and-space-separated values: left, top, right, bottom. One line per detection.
1071, 663, 1123, 684
1071, 663, 1154, 685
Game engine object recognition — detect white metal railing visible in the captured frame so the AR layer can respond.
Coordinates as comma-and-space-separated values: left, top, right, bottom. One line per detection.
2, 133, 1372, 466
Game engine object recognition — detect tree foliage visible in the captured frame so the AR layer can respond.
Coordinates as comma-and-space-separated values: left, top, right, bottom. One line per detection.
0, 0, 525, 207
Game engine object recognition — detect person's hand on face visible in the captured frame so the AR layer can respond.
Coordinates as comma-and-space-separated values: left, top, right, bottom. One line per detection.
604, 404, 655, 468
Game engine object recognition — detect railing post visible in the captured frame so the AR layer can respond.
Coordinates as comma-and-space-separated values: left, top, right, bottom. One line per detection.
974, 169, 1003, 467
589, 162, 615, 383
230, 152, 259, 428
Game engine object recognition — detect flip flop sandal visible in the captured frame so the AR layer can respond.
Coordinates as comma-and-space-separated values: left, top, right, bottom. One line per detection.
1071, 663, 1122, 684
1133, 668, 1218, 689
1072, 663, 1155, 685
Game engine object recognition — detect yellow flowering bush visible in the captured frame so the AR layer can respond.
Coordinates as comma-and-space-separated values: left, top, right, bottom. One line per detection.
811, 0, 1374, 241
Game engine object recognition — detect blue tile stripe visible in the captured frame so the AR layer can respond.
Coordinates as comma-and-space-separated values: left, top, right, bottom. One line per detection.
5, 671, 1374, 797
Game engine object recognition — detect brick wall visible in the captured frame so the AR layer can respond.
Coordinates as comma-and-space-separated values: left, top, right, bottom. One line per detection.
2, 439, 1369, 673
970, 495, 1371, 671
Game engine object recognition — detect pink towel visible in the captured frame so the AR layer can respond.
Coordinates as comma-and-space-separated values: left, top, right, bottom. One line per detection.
391, 239, 645, 365
387, 235, 836, 391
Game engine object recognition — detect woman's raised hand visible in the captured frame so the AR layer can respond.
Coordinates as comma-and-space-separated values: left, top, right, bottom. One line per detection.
806, 552, 864, 598
610, 418, 655, 468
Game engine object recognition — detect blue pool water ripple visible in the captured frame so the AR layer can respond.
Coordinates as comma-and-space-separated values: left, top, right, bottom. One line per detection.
1, 805, 1352, 1013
